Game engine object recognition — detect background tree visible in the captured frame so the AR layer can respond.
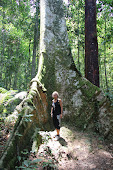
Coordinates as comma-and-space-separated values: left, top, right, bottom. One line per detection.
31, 0, 39, 79
85, 0, 99, 87
0, 0, 40, 90
64, 0, 113, 101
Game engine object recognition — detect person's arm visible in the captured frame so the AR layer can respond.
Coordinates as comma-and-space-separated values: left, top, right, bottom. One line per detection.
51, 107, 53, 117
51, 100, 53, 117
59, 99, 63, 118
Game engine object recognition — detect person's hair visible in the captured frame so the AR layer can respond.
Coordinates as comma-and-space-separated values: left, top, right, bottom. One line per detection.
52, 91, 59, 98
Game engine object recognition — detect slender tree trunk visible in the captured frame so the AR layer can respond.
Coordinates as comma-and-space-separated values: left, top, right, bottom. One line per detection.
0, 10, 5, 81
13, 43, 19, 89
9, 74, 12, 88
85, 0, 99, 87
7, 45, 12, 89
99, 45, 103, 88
104, 15, 108, 92
77, 4, 80, 72
13, 72, 17, 89
25, 39, 31, 89
31, 1, 39, 79
5, 73, 8, 89
2, 10, 5, 58
28, 38, 31, 77
25, 66, 27, 89
82, 45, 85, 76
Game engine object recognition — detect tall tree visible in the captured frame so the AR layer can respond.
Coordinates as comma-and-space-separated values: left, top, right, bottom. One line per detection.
77, 1, 80, 71
31, 0, 39, 79
85, 0, 99, 87
104, 9, 108, 92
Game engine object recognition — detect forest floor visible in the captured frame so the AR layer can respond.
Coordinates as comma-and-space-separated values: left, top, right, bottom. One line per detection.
0, 120, 14, 157
30, 123, 113, 170
0, 122, 113, 169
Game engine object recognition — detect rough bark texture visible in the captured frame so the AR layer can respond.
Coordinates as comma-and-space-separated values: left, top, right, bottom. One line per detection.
85, 0, 99, 87
37, 0, 113, 139
31, 1, 39, 79
0, 79, 49, 169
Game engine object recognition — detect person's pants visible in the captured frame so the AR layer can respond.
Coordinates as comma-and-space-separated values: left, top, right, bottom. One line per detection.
53, 115, 61, 129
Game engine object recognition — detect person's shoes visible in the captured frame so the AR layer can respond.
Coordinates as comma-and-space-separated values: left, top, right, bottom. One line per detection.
56, 135, 60, 140
53, 135, 60, 140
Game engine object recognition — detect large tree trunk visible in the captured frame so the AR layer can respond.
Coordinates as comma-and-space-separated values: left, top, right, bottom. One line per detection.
36, 0, 81, 108
85, 0, 99, 87
37, 0, 113, 138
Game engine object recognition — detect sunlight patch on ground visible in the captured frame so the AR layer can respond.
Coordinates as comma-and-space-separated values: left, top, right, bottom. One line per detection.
29, 126, 113, 169
37, 126, 91, 162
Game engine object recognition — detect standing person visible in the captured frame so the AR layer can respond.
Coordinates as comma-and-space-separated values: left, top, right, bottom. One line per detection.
51, 91, 63, 140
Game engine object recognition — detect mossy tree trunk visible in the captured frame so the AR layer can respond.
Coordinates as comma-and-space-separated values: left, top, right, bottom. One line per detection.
37, 0, 113, 140
0, 78, 49, 169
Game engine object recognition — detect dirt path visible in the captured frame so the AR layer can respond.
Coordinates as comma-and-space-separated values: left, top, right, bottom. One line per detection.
35, 124, 113, 170
0, 119, 113, 169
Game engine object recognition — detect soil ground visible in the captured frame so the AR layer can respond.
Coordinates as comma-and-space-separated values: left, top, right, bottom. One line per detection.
29, 123, 113, 170
0, 122, 113, 170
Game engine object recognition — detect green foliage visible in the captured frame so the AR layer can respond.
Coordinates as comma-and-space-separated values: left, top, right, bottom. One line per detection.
104, 88, 113, 106
42, 159, 57, 169
16, 157, 56, 170
0, 0, 39, 91
0, 88, 19, 118
15, 149, 40, 169
97, 3, 113, 93
15, 140, 57, 170
0, 87, 7, 93
101, 0, 113, 7
65, 0, 85, 75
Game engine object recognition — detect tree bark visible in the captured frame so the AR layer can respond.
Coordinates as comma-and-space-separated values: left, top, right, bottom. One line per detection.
77, 2, 80, 72
85, 0, 99, 87
0, 9, 5, 82
104, 15, 108, 92
0, 78, 49, 169
31, 1, 39, 79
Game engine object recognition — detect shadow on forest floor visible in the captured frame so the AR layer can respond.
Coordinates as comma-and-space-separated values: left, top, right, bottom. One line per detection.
58, 137, 67, 146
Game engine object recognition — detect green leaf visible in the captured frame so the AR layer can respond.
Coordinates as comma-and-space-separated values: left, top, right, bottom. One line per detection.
24, 160, 30, 167
17, 156, 21, 161
32, 159, 42, 163
16, 133, 23, 137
